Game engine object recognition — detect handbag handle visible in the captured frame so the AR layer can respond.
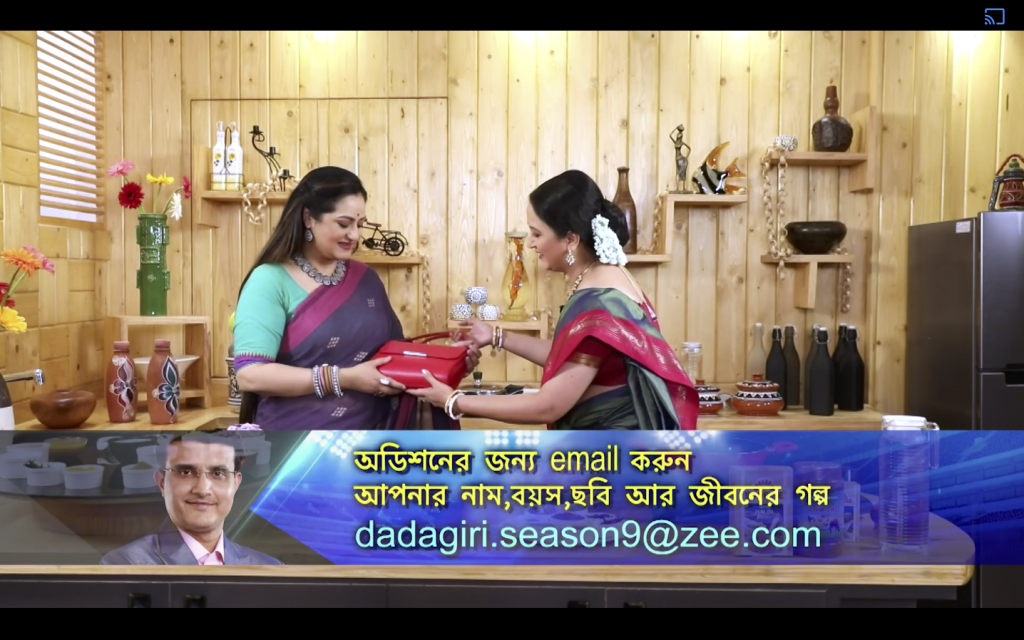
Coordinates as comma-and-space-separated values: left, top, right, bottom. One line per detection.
405, 331, 455, 344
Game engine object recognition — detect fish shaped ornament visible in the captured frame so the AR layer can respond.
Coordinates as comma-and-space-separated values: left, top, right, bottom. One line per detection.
691, 142, 746, 195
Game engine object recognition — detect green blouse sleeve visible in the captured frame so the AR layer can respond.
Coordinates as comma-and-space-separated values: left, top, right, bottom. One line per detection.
234, 264, 290, 368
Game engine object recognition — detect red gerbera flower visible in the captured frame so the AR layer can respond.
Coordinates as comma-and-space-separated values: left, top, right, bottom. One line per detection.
0, 282, 15, 308
118, 182, 144, 209
182, 175, 191, 199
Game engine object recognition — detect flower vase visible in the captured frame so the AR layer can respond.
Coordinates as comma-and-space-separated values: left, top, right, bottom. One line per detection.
136, 213, 170, 316
500, 231, 532, 322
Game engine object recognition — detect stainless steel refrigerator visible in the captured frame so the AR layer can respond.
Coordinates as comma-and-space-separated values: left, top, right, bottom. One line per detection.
906, 209, 1024, 608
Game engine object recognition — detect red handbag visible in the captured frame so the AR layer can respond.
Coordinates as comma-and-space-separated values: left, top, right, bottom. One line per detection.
371, 332, 468, 390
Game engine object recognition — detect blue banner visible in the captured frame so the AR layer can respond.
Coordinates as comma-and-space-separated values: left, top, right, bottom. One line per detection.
248, 429, 1024, 565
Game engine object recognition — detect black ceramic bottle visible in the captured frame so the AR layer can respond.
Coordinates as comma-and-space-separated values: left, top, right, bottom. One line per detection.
808, 327, 835, 416
766, 326, 788, 409
832, 323, 847, 405
804, 323, 820, 408
836, 326, 865, 410
782, 324, 801, 408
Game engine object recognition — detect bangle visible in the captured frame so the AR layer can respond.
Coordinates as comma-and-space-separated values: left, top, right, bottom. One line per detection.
444, 390, 465, 420
330, 365, 343, 397
312, 365, 325, 398
497, 326, 505, 350
491, 325, 498, 348
320, 363, 330, 394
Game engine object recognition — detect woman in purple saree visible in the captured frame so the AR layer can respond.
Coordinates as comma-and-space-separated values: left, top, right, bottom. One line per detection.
234, 167, 480, 430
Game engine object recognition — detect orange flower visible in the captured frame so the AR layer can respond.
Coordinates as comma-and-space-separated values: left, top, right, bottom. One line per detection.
2, 247, 43, 276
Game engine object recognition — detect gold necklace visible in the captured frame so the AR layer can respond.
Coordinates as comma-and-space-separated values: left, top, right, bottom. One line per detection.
568, 262, 596, 298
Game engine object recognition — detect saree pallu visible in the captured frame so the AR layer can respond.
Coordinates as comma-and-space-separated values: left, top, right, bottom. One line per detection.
247, 261, 457, 431
543, 288, 698, 431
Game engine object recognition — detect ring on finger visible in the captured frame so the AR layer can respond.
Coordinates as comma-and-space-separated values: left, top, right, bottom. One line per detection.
379, 377, 391, 386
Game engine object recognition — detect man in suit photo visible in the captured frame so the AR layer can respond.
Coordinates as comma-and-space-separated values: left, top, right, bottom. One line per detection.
101, 432, 282, 566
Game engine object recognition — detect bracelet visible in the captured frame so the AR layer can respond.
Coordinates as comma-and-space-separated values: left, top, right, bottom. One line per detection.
312, 365, 325, 398
491, 325, 499, 348
330, 365, 343, 397
497, 326, 504, 350
321, 363, 331, 396
444, 390, 465, 420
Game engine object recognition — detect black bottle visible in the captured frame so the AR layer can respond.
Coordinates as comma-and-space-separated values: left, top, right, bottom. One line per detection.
832, 323, 848, 405
782, 324, 801, 408
836, 325, 865, 410
803, 324, 820, 408
765, 326, 788, 409
808, 327, 834, 416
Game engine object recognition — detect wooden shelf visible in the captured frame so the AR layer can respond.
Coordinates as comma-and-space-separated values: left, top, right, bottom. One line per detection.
625, 253, 671, 263
768, 152, 867, 167
447, 311, 551, 339
665, 194, 747, 207
761, 254, 854, 309
196, 190, 291, 203
765, 105, 878, 192
358, 254, 423, 265
103, 315, 213, 409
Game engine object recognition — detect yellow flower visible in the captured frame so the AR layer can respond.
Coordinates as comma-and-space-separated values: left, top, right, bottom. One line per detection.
2, 248, 43, 276
0, 307, 27, 333
147, 174, 174, 185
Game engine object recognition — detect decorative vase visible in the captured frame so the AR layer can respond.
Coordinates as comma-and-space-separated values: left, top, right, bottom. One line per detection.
136, 213, 170, 316
612, 167, 638, 254
811, 86, 853, 152
146, 339, 179, 425
226, 346, 241, 412
500, 231, 532, 322
105, 341, 137, 423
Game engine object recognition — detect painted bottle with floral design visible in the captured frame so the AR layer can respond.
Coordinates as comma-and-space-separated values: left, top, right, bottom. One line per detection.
105, 341, 137, 423
147, 339, 179, 425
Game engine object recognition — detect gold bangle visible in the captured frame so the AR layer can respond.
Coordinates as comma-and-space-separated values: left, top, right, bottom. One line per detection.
445, 390, 465, 420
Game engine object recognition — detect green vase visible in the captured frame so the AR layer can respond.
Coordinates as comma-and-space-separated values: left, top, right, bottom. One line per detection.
136, 213, 170, 316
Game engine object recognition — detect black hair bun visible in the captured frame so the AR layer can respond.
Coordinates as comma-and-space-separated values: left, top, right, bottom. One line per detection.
600, 199, 630, 247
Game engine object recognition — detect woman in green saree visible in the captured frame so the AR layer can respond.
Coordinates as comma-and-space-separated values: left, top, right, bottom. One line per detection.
409, 170, 698, 430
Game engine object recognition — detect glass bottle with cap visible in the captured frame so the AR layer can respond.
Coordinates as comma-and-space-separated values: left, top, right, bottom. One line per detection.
680, 342, 702, 383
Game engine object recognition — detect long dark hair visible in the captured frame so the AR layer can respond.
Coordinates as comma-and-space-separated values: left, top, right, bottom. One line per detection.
528, 169, 629, 256
237, 166, 368, 424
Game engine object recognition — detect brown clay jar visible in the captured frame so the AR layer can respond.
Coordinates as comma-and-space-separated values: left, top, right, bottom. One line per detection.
105, 341, 137, 423
146, 339, 179, 425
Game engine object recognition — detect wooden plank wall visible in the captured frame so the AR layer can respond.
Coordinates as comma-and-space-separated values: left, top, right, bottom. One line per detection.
0, 31, 108, 423
89, 30, 1024, 416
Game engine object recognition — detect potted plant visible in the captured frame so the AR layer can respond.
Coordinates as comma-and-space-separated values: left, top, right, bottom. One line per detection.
0, 245, 55, 431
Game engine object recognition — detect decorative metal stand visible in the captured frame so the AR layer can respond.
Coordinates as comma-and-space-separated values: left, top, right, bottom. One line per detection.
249, 125, 296, 191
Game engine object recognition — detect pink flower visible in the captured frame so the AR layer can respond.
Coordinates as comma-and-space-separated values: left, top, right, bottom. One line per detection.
107, 159, 135, 177
22, 245, 55, 274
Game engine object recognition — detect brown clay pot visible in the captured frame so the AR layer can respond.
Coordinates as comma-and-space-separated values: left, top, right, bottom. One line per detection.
730, 373, 784, 417
694, 379, 724, 416
29, 389, 97, 429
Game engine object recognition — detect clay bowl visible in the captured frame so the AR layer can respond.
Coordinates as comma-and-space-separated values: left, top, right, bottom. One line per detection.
730, 374, 784, 417
29, 389, 97, 429
784, 221, 847, 255
694, 379, 725, 416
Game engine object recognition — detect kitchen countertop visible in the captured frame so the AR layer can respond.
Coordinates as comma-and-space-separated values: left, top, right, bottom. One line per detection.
14, 404, 884, 431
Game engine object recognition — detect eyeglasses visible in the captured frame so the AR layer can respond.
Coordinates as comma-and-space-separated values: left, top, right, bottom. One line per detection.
162, 467, 238, 483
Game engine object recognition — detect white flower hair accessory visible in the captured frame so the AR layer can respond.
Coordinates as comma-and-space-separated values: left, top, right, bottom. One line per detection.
591, 214, 628, 266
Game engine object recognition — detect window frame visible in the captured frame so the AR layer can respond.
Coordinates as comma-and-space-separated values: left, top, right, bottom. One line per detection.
35, 30, 106, 231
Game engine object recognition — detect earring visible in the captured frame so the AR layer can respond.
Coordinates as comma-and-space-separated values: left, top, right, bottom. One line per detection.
566, 248, 575, 266
305, 229, 313, 242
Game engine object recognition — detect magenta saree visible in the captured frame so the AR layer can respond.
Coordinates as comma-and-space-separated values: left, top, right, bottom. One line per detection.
238, 261, 457, 430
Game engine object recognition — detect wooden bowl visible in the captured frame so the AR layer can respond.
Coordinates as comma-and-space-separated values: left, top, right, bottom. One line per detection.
29, 389, 97, 429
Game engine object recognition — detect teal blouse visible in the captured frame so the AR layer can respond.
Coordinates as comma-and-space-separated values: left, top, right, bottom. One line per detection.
233, 264, 310, 366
